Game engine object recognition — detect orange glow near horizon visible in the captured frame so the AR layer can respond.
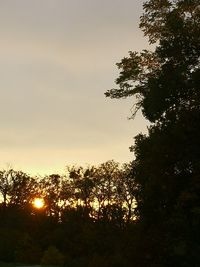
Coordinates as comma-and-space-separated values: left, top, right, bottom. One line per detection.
32, 198, 45, 209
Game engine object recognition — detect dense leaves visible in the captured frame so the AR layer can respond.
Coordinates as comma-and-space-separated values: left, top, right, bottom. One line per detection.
106, 0, 200, 266
106, 0, 200, 123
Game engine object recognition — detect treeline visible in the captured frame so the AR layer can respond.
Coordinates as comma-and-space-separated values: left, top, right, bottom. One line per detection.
0, 160, 137, 266
0, 160, 135, 223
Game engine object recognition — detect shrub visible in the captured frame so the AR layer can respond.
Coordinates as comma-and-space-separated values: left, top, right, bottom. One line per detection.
41, 246, 64, 266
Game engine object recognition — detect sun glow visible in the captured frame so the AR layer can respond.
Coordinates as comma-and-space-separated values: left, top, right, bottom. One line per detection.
32, 198, 45, 209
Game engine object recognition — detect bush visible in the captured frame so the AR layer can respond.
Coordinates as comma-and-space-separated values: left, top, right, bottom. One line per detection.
41, 246, 64, 266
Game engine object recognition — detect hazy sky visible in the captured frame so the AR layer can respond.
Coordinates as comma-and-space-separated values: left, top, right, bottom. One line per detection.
0, 0, 150, 175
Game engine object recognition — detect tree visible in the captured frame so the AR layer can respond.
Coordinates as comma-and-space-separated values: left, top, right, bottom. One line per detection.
106, 1, 200, 266
106, 0, 200, 123
0, 169, 37, 207
68, 166, 95, 211
115, 163, 137, 223
9, 171, 37, 207
0, 168, 13, 206
93, 160, 120, 221
39, 174, 62, 219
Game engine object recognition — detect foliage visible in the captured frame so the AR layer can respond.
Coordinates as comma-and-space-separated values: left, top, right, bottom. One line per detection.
0, 169, 37, 207
0, 161, 136, 266
41, 246, 64, 266
106, 0, 200, 266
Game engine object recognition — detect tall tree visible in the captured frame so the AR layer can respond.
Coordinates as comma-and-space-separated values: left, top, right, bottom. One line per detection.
106, 1, 200, 266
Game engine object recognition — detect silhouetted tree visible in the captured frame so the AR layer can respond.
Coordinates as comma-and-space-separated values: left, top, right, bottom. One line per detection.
92, 160, 120, 221
116, 163, 137, 222
39, 174, 62, 218
0, 169, 37, 207
9, 171, 37, 207
0, 168, 14, 206
106, 0, 200, 266
67, 166, 95, 216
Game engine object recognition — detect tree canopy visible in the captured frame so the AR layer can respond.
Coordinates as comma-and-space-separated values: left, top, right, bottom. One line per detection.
106, 0, 200, 123
106, 0, 200, 266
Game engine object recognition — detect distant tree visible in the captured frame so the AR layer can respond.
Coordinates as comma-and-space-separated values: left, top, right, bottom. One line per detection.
68, 166, 95, 213
0, 169, 37, 207
116, 163, 137, 222
61, 161, 133, 225
39, 174, 62, 218
60, 177, 74, 209
93, 160, 120, 221
0, 168, 14, 206
9, 171, 37, 207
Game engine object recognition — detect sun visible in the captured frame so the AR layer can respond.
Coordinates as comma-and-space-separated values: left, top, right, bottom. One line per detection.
32, 198, 45, 209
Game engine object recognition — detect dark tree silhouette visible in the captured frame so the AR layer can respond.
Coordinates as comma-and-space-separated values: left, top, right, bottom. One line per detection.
0, 169, 37, 207
0, 163, 136, 266
106, 0, 200, 266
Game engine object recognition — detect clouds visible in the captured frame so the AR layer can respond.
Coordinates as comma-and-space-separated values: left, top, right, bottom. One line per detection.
0, 0, 149, 174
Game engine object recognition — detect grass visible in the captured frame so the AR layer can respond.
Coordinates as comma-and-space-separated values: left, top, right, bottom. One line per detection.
0, 263, 63, 267
0, 263, 42, 267
0, 262, 15, 267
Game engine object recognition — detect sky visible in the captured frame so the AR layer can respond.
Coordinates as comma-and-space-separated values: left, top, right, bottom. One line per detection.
0, 0, 150, 175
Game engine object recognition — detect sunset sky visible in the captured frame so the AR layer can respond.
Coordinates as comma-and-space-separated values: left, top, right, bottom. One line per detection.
0, 0, 150, 175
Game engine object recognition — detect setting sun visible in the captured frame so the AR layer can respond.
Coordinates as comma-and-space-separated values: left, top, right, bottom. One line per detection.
32, 198, 45, 209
